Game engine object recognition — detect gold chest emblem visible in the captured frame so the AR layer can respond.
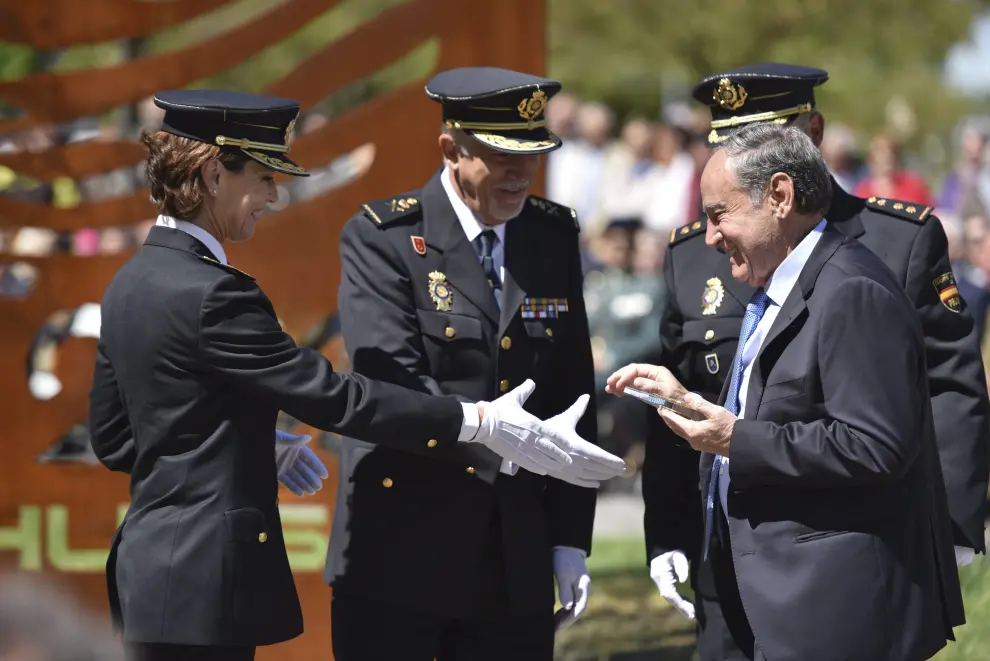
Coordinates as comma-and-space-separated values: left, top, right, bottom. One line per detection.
702, 277, 724, 316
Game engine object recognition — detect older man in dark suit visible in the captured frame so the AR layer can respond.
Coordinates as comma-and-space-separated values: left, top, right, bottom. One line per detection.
610, 123, 963, 661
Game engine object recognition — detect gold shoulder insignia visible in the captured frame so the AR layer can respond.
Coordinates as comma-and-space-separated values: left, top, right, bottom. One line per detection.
361, 194, 422, 227
669, 219, 707, 246
198, 255, 255, 280
863, 196, 932, 224
527, 195, 580, 231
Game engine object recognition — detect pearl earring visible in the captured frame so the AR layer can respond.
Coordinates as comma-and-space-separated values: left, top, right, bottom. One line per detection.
212, 189, 217, 195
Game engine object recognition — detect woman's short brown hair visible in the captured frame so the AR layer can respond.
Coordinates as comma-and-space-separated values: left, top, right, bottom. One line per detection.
141, 130, 250, 219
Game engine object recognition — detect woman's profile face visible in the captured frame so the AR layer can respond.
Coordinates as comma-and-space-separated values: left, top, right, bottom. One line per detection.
214, 159, 279, 242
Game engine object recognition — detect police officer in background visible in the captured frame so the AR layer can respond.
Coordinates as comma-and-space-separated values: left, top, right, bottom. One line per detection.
641, 63, 990, 660
326, 68, 598, 661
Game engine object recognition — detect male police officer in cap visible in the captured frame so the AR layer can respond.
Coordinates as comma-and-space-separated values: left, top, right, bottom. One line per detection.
641, 63, 990, 660
326, 67, 598, 661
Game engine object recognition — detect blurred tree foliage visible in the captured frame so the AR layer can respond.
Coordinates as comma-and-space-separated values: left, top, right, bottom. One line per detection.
0, 0, 988, 157
548, 0, 990, 153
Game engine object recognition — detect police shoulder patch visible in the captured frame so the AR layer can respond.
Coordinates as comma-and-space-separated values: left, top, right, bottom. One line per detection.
669, 219, 707, 246
360, 193, 422, 227
198, 255, 255, 280
527, 195, 580, 231
863, 196, 932, 224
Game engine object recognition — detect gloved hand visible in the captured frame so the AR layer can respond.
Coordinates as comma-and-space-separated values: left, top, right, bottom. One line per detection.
955, 545, 975, 567
469, 380, 626, 488
553, 547, 591, 631
542, 393, 628, 487
650, 551, 695, 620
274, 430, 329, 497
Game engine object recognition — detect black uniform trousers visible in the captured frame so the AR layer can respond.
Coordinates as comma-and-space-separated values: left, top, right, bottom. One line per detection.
124, 644, 255, 661
330, 500, 554, 661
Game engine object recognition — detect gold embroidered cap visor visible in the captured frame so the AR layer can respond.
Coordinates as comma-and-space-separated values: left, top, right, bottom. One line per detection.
154, 89, 310, 177
691, 63, 829, 147
426, 67, 563, 155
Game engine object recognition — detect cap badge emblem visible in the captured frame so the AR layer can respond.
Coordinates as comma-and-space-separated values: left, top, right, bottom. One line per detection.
517, 89, 548, 127
713, 78, 748, 111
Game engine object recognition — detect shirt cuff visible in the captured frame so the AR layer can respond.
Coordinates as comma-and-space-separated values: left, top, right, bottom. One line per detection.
498, 459, 518, 475
552, 546, 587, 558
458, 402, 481, 442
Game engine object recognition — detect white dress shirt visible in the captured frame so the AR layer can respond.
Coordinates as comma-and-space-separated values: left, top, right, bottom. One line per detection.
719, 219, 826, 516
155, 214, 482, 442
440, 167, 518, 472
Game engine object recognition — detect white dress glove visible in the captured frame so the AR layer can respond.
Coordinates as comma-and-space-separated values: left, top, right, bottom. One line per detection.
650, 551, 695, 620
955, 545, 975, 567
469, 380, 627, 488
274, 430, 329, 497
542, 393, 628, 487
553, 547, 591, 631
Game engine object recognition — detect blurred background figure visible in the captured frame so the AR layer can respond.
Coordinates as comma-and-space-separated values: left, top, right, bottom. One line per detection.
854, 133, 933, 206
820, 122, 862, 191
0, 574, 123, 661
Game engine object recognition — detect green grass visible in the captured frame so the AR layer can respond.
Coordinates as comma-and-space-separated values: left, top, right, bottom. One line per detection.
560, 538, 990, 661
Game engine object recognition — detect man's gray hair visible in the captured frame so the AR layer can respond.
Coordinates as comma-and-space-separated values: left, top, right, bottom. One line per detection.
721, 123, 832, 216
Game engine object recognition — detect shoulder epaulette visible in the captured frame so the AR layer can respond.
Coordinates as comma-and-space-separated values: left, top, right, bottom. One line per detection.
360, 194, 422, 227
863, 196, 932, 224
526, 195, 580, 231
198, 255, 254, 280
669, 219, 707, 246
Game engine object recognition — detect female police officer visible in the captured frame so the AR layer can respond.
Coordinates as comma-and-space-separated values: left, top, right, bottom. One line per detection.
88, 90, 625, 661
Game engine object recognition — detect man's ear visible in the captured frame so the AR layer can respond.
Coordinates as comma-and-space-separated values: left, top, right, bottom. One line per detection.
439, 133, 459, 166
767, 172, 794, 218
807, 112, 825, 149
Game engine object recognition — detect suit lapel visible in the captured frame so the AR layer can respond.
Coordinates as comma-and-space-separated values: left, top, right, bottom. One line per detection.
747, 225, 846, 416
421, 171, 500, 325
499, 219, 527, 336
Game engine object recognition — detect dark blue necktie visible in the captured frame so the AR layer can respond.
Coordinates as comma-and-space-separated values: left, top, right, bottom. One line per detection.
702, 288, 771, 559
473, 229, 502, 308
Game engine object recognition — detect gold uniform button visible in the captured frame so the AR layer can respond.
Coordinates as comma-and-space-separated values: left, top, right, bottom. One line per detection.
500, 336, 512, 350
545, 328, 553, 338
258, 532, 268, 543
445, 326, 456, 338
427, 439, 438, 448
466, 467, 476, 474
382, 478, 393, 488
499, 379, 510, 393
704, 330, 714, 340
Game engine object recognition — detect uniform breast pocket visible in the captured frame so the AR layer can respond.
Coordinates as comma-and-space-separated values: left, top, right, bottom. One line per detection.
416, 309, 485, 377
522, 320, 556, 372
681, 318, 742, 391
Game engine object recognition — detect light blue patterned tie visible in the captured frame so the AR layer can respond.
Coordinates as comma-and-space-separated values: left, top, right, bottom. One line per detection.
703, 288, 770, 559
473, 229, 502, 308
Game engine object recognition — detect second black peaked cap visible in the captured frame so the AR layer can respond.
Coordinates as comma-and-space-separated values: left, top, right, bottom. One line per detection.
153, 89, 309, 176
692, 63, 829, 146
426, 67, 563, 155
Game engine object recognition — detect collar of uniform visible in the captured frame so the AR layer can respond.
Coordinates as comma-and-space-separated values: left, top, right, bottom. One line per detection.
764, 218, 826, 307
439, 165, 507, 247
155, 215, 228, 265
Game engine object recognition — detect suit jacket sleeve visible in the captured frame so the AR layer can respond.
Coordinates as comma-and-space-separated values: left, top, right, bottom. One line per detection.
88, 341, 136, 473
642, 245, 703, 562
731, 277, 926, 488
904, 218, 990, 550
197, 271, 465, 452
337, 215, 459, 400
545, 228, 598, 554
